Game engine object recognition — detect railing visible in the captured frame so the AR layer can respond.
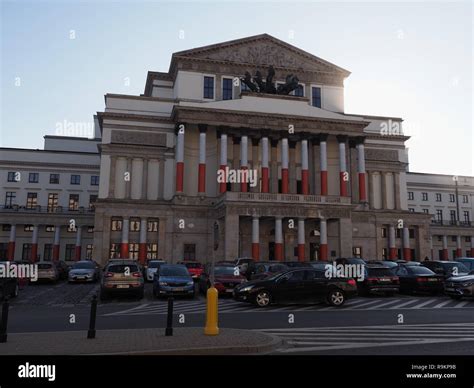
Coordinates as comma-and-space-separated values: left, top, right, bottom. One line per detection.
221, 192, 352, 205
0, 205, 95, 214
431, 219, 472, 227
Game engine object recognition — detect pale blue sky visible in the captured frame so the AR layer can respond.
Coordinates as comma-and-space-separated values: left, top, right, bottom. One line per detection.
1, 0, 472, 175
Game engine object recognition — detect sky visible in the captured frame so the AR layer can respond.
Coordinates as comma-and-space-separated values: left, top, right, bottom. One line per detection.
1, 0, 472, 176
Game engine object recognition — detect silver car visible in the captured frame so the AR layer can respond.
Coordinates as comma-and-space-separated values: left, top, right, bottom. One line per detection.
145, 260, 166, 282
68, 260, 101, 283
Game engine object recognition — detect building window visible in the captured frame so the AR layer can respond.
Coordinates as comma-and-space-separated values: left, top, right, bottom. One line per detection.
50, 174, 60, 184
422, 192, 428, 201
130, 219, 140, 232
147, 220, 158, 232
111, 219, 122, 231
382, 248, 388, 260
407, 192, 414, 200
450, 210, 457, 224
45, 225, 55, 232
47, 193, 59, 212
147, 243, 158, 260
69, 194, 79, 210
29, 173, 39, 183
466, 237, 471, 243
22, 244, 32, 261
436, 193, 442, 202
422, 209, 429, 214
311, 87, 321, 108
65, 244, 75, 261
436, 209, 443, 222
222, 78, 233, 100
463, 211, 470, 224
184, 244, 196, 261
70, 175, 81, 185
86, 244, 93, 259
294, 84, 304, 97
87, 225, 94, 233
26, 192, 38, 209
2, 225, 11, 231
129, 243, 139, 260
408, 208, 415, 212
43, 244, 52, 261
24, 225, 34, 232
409, 229, 415, 239
5, 192, 16, 208
109, 243, 120, 259
89, 195, 97, 210
203, 76, 214, 99
91, 175, 99, 186
396, 229, 402, 238
7, 172, 18, 182
451, 236, 457, 242
449, 194, 455, 203
352, 247, 362, 258
462, 195, 468, 203
381, 227, 387, 238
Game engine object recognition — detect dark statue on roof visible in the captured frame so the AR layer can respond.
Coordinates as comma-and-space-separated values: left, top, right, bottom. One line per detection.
240, 65, 299, 95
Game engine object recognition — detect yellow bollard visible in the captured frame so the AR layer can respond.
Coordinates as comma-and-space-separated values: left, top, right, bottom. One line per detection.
204, 286, 219, 335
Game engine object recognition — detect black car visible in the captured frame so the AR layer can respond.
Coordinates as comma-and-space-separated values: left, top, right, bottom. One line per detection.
55, 260, 70, 280
233, 268, 357, 308
249, 262, 289, 280
282, 261, 313, 268
444, 274, 474, 300
0, 262, 20, 300
358, 265, 400, 296
336, 257, 367, 266
394, 264, 444, 295
422, 261, 470, 279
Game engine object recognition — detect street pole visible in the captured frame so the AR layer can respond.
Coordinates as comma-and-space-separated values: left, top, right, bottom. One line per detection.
204, 222, 219, 335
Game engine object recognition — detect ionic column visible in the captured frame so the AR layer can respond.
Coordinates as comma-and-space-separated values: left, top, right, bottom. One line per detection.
261, 136, 269, 193
319, 219, 328, 260
442, 235, 448, 260
275, 217, 284, 261
7, 224, 16, 261
31, 225, 39, 263
121, 218, 129, 259
356, 138, 367, 202
75, 225, 82, 261
175, 125, 185, 193
240, 134, 248, 192
53, 226, 61, 262
300, 138, 309, 195
297, 218, 305, 262
139, 218, 147, 265
402, 227, 411, 261
337, 135, 348, 196
219, 131, 228, 194
456, 235, 462, 258
198, 124, 207, 195
389, 225, 397, 260
251, 216, 260, 260
320, 134, 328, 196
281, 138, 289, 194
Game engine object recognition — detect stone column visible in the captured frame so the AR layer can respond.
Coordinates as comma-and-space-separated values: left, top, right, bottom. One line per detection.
139, 218, 147, 265
311, 137, 320, 195
7, 224, 16, 261
281, 138, 289, 194
337, 135, 348, 197
319, 219, 328, 260
300, 138, 309, 195
175, 125, 185, 194
218, 131, 228, 194
381, 172, 388, 209
232, 136, 240, 192
121, 218, 129, 259
261, 136, 269, 193
252, 216, 260, 260
297, 218, 305, 262
53, 226, 61, 261
75, 225, 82, 261
198, 124, 207, 195
270, 138, 279, 193
114, 157, 127, 199
240, 134, 249, 192
402, 227, 411, 261
251, 138, 259, 193
394, 172, 401, 210
442, 235, 448, 260
456, 235, 462, 258
275, 217, 284, 261
320, 134, 328, 196
368, 171, 375, 209
289, 140, 297, 194
389, 225, 397, 260
31, 224, 39, 263
356, 137, 367, 202
131, 158, 144, 200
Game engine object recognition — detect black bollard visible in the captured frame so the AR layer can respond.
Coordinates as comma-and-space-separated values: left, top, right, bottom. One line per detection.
0, 297, 10, 343
87, 294, 97, 339
165, 297, 174, 336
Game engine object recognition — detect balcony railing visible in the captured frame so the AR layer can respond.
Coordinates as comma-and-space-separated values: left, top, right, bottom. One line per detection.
0, 205, 95, 214
221, 192, 352, 205
431, 219, 472, 227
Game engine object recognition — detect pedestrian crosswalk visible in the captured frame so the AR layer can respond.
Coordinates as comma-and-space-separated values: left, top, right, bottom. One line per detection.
259, 323, 474, 353
102, 296, 474, 317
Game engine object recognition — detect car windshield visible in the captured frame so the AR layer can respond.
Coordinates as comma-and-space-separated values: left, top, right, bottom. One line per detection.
38, 264, 53, 269
108, 264, 139, 273
160, 266, 189, 277
214, 266, 237, 275
269, 265, 287, 273
367, 268, 393, 277
443, 262, 469, 273
408, 266, 435, 275
148, 261, 162, 268
184, 262, 203, 269
72, 262, 95, 269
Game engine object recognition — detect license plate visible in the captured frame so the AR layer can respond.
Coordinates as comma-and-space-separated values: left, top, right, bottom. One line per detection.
428, 278, 437, 282
174, 287, 184, 292
226, 288, 233, 293
445, 287, 455, 292
117, 285, 129, 289
380, 278, 390, 282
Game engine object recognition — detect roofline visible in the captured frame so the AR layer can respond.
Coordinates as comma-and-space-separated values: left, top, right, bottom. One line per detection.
407, 171, 474, 179
0, 147, 99, 155
43, 135, 101, 142
343, 113, 404, 122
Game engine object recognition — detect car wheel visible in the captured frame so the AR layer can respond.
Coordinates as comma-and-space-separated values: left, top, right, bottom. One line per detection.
254, 290, 272, 307
449, 295, 462, 300
10, 283, 19, 298
327, 289, 345, 307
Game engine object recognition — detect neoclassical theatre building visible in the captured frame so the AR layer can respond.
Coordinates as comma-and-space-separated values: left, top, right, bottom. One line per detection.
92, 34, 435, 266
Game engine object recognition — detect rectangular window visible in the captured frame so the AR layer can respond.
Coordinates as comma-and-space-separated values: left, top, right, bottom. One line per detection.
409, 229, 415, 239
381, 227, 387, 238
408, 208, 415, 212
422, 209, 429, 214
222, 78, 233, 100
29, 173, 39, 183
65, 244, 75, 261
70, 175, 81, 185
26, 192, 38, 209
449, 194, 455, 203
130, 219, 140, 232
184, 244, 196, 261
69, 194, 79, 210
43, 244, 52, 261
463, 211, 470, 223
7, 172, 18, 182
382, 248, 388, 260
22, 243, 32, 261
466, 236, 471, 243
45, 225, 55, 232
203, 76, 214, 99
111, 219, 123, 231
147, 220, 158, 232
294, 84, 304, 97
86, 244, 93, 259
47, 193, 59, 212
89, 194, 97, 210
462, 195, 468, 203
24, 225, 34, 232
436, 209, 443, 222
352, 247, 362, 258
91, 175, 99, 186
147, 243, 158, 260
129, 243, 139, 260
450, 210, 457, 224
50, 174, 60, 184
422, 192, 428, 201
436, 193, 442, 202
451, 236, 456, 242
408, 192, 414, 200
396, 229, 402, 238
5, 192, 16, 208
2, 225, 11, 231
109, 243, 120, 259
311, 87, 321, 108
87, 225, 94, 233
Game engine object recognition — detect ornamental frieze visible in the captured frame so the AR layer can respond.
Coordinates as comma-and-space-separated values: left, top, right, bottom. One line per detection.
365, 149, 399, 162
111, 130, 167, 147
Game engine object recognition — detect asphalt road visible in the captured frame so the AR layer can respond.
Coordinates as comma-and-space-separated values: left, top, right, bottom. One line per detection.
4, 281, 474, 355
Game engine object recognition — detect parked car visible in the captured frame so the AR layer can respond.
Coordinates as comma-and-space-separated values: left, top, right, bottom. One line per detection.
233, 267, 358, 307
422, 261, 470, 279
55, 260, 70, 280
178, 261, 204, 281
456, 258, 474, 272
249, 262, 288, 280
396, 260, 421, 266
282, 261, 313, 268
198, 264, 246, 295
68, 261, 101, 283
153, 264, 195, 298
100, 260, 144, 300
444, 273, 474, 300
234, 258, 255, 277
0, 262, 19, 300
366, 260, 399, 269
394, 264, 444, 295
36, 262, 60, 283
335, 257, 367, 266
145, 259, 166, 282
358, 265, 399, 296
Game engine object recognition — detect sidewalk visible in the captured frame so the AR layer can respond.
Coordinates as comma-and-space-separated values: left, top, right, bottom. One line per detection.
0, 327, 282, 355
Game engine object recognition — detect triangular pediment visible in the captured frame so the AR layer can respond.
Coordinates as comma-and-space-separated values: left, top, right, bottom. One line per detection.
173, 34, 350, 75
